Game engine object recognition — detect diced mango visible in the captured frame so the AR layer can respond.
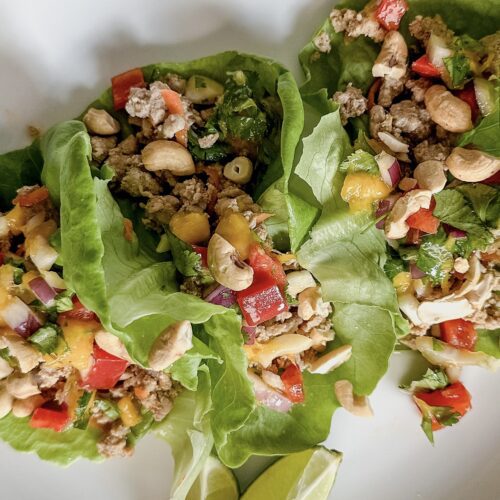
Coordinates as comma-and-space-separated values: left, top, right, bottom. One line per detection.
275, 253, 296, 264
341, 173, 392, 212
5, 205, 26, 234
215, 212, 253, 260
169, 212, 210, 245
118, 396, 142, 427
393, 272, 412, 295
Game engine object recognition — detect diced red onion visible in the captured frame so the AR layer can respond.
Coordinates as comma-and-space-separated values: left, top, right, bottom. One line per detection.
410, 262, 426, 279
243, 325, 256, 345
29, 277, 57, 305
375, 194, 400, 229
443, 224, 467, 239
1, 297, 41, 337
204, 285, 236, 308
253, 384, 293, 413
375, 151, 401, 187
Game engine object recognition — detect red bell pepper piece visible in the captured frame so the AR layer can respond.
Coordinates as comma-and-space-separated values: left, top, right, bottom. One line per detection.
59, 296, 99, 322
30, 404, 70, 432
192, 245, 208, 268
375, 0, 409, 30
414, 382, 471, 431
440, 319, 477, 351
482, 171, 500, 185
406, 208, 440, 234
111, 68, 145, 110
280, 364, 305, 403
161, 89, 188, 147
236, 271, 288, 326
248, 244, 287, 290
411, 55, 441, 78
80, 344, 129, 390
13, 186, 49, 207
455, 84, 479, 122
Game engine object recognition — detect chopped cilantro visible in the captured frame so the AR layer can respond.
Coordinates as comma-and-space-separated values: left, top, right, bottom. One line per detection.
28, 323, 61, 354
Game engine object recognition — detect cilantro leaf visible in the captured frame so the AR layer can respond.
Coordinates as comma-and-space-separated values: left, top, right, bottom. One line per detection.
165, 229, 202, 277
93, 399, 119, 421
416, 241, 453, 285
74, 391, 94, 430
414, 397, 461, 444
401, 368, 449, 392
28, 323, 61, 354
339, 149, 379, 175
443, 53, 472, 88
384, 253, 407, 280
188, 129, 230, 162
456, 183, 500, 228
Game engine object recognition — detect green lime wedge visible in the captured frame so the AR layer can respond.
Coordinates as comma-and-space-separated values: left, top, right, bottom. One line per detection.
187, 455, 239, 500
242, 447, 342, 500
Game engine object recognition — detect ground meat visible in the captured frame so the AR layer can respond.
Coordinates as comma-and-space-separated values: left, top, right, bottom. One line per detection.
157, 114, 186, 140
470, 297, 500, 330
413, 140, 451, 163
405, 78, 432, 103
180, 277, 204, 297
125, 82, 168, 126
142, 195, 180, 230
90, 402, 117, 426
166, 73, 187, 94
97, 423, 132, 458
408, 15, 454, 46
255, 314, 304, 342
115, 135, 139, 155
198, 132, 219, 149
390, 100, 433, 141
333, 83, 368, 125
172, 178, 210, 212
91, 136, 117, 163
121, 365, 180, 421
120, 167, 163, 198
378, 76, 406, 107
330, 8, 386, 42
369, 105, 393, 138
106, 150, 142, 180
35, 365, 72, 390
313, 32, 331, 53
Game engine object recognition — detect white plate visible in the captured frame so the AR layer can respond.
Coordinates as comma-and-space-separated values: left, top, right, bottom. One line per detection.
1, 1, 499, 498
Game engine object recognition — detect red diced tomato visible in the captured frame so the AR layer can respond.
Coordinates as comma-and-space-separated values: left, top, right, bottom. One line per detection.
59, 296, 99, 322
455, 84, 479, 122
192, 246, 208, 267
13, 186, 49, 207
440, 319, 477, 351
415, 382, 471, 431
406, 228, 421, 245
280, 364, 305, 403
248, 244, 287, 290
411, 55, 441, 78
30, 404, 70, 432
236, 271, 288, 326
375, 0, 409, 30
407, 205, 440, 234
80, 344, 129, 390
111, 68, 145, 110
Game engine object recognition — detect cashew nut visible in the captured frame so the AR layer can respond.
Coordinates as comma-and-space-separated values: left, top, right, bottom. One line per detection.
372, 31, 408, 80
244, 334, 313, 368
185, 75, 224, 104
95, 330, 133, 363
417, 298, 473, 324
6, 374, 40, 399
334, 379, 373, 418
445, 147, 500, 182
207, 234, 254, 291
223, 157, 253, 184
0, 357, 13, 380
384, 189, 433, 239
297, 287, 330, 321
0, 387, 13, 418
142, 140, 195, 175
83, 108, 120, 135
148, 320, 193, 371
261, 370, 285, 391
413, 160, 447, 193
424, 85, 473, 133
12, 394, 44, 418
454, 257, 469, 274
398, 177, 418, 191
2, 335, 42, 373
286, 270, 317, 298
308, 345, 352, 375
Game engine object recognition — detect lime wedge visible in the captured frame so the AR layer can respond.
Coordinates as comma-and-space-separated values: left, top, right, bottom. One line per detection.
187, 455, 239, 500
242, 447, 342, 500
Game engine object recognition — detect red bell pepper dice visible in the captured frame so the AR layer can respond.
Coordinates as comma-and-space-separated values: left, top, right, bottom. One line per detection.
248, 245, 287, 290
482, 171, 500, 185
237, 271, 288, 326
59, 296, 99, 322
192, 245, 208, 268
406, 207, 440, 234
111, 68, 145, 110
415, 382, 471, 431
440, 319, 477, 351
455, 84, 479, 122
280, 364, 305, 403
81, 344, 129, 390
411, 55, 441, 78
30, 404, 70, 432
375, 0, 409, 30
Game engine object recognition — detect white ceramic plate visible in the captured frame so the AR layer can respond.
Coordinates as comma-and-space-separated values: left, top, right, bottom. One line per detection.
1, 1, 499, 498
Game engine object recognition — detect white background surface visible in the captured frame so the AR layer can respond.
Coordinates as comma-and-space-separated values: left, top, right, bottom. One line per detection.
0, 1, 499, 499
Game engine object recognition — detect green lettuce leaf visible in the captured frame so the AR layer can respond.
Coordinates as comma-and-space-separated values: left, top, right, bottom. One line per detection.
401, 368, 449, 392
475, 329, 500, 358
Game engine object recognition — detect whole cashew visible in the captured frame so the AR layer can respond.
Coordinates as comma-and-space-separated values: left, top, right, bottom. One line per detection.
372, 31, 408, 80
424, 85, 473, 133
414, 160, 447, 193
446, 147, 500, 182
